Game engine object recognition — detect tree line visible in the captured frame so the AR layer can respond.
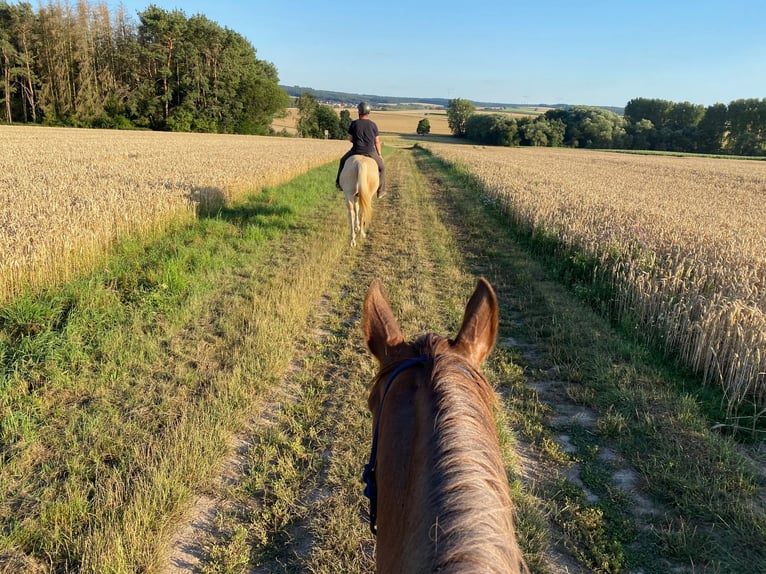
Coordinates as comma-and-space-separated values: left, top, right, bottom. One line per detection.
447, 97, 766, 156
0, 0, 288, 133
291, 92, 350, 139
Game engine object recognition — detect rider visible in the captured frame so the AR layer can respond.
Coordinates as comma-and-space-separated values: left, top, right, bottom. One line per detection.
335, 101, 385, 197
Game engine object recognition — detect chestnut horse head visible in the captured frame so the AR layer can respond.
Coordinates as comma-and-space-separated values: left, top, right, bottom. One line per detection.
362, 278, 526, 574
339, 154, 378, 247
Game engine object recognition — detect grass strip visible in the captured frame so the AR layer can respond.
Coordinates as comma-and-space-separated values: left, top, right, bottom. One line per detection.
0, 162, 347, 573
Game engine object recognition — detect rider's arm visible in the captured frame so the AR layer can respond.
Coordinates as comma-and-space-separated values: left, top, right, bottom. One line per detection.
375, 135, 382, 157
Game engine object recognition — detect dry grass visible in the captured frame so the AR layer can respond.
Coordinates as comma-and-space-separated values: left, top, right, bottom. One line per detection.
0, 126, 349, 304
423, 142, 766, 423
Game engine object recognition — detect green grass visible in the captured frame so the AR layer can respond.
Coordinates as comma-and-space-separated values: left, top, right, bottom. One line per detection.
602, 148, 766, 160
0, 161, 349, 573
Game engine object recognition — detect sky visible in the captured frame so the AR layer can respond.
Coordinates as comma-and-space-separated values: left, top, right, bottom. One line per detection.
110, 0, 765, 108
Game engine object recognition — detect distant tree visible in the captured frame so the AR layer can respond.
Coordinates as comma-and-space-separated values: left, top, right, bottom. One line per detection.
726, 98, 766, 155
542, 108, 575, 146
232, 58, 290, 135
666, 101, 704, 130
416, 117, 430, 135
493, 116, 520, 146
296, 92, 319, 137
295, 98, 345, 139
520, 120, 549, 146
447, 98, 475, 137
465, 114, 495, 142
515, 117, 534, 145
650, 101, 703, 151
14, 2, 39, 122
36, 2, 77, 123
316, 104, 345, 139
562, 106, 627, 148
518, 114, 566, 147
541, 117, 566, 147
0, 2, 41, 123
696, 103, 727, 154
533, 109, 570, 147
339, 108, 351, 134
137, 5, 188, 128
627, 118, 654, 150
0, 4, 18, 123
465, 113, 519, 146
624, 97, 673, 129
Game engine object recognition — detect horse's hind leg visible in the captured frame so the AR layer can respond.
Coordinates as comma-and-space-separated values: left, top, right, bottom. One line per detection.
354, 199, 362, 235
346, 199, 357, 247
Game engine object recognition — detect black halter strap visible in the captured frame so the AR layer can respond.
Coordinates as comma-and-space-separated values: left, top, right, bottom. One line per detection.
363, 355, 429, 535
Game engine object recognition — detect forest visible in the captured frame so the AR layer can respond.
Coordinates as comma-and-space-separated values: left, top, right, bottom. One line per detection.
0, 1, 288, 133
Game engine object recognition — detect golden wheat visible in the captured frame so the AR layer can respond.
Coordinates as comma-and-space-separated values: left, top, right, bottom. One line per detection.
272, 107, 535, 137
424, 142, 766, 421
272, 107, 453, 135
0, 126, 349, 303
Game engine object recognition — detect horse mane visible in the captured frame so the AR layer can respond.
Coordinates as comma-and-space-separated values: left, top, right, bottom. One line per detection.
375, 333, 526, 573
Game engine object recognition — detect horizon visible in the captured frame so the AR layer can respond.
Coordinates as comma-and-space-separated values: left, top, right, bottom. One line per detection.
278, 83, 625, 110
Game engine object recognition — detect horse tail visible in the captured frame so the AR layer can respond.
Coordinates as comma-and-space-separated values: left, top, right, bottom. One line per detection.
358, 160, 373, 230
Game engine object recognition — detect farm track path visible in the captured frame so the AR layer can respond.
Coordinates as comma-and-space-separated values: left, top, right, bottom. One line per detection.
163, 148, 446, 573
162, 144, 675, 574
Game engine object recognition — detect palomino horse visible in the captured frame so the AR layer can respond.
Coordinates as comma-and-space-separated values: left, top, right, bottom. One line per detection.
362, 278, 527, 574
339, 154, 378, 246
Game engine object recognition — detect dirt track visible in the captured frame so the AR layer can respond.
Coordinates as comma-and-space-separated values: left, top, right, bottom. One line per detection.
161, 145, 763, 574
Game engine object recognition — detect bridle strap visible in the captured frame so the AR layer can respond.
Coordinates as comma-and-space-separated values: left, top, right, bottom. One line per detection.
363, 355, 428, 535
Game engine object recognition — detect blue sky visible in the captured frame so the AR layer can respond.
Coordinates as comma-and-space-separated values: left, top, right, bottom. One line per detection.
111, 1, 765, 107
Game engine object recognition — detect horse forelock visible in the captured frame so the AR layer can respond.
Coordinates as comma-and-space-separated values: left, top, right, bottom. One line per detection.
372, 334, 525, 573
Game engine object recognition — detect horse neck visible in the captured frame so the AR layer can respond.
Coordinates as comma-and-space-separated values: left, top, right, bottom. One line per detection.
374, 338, 523, 573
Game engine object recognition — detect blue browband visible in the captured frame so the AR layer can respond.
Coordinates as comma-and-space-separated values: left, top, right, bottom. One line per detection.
363, 355, 429, 535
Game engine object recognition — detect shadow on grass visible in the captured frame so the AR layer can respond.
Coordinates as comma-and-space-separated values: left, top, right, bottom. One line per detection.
189, 186, 294, 229
399, 133, 464, 146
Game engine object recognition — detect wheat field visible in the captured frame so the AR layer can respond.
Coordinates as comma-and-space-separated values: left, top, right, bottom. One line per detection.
424, 142, 766, 423
272, 107, 453, 135
4, 126, 764, 421
271, 107, 537, 137
0, 126, 349, 304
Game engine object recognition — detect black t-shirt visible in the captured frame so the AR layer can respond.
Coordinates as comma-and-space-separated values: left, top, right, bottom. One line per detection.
349, 118, 379, 155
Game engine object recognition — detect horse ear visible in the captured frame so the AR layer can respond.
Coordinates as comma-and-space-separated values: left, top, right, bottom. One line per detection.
363, 279, 404, 362
453, 277, 499, 366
